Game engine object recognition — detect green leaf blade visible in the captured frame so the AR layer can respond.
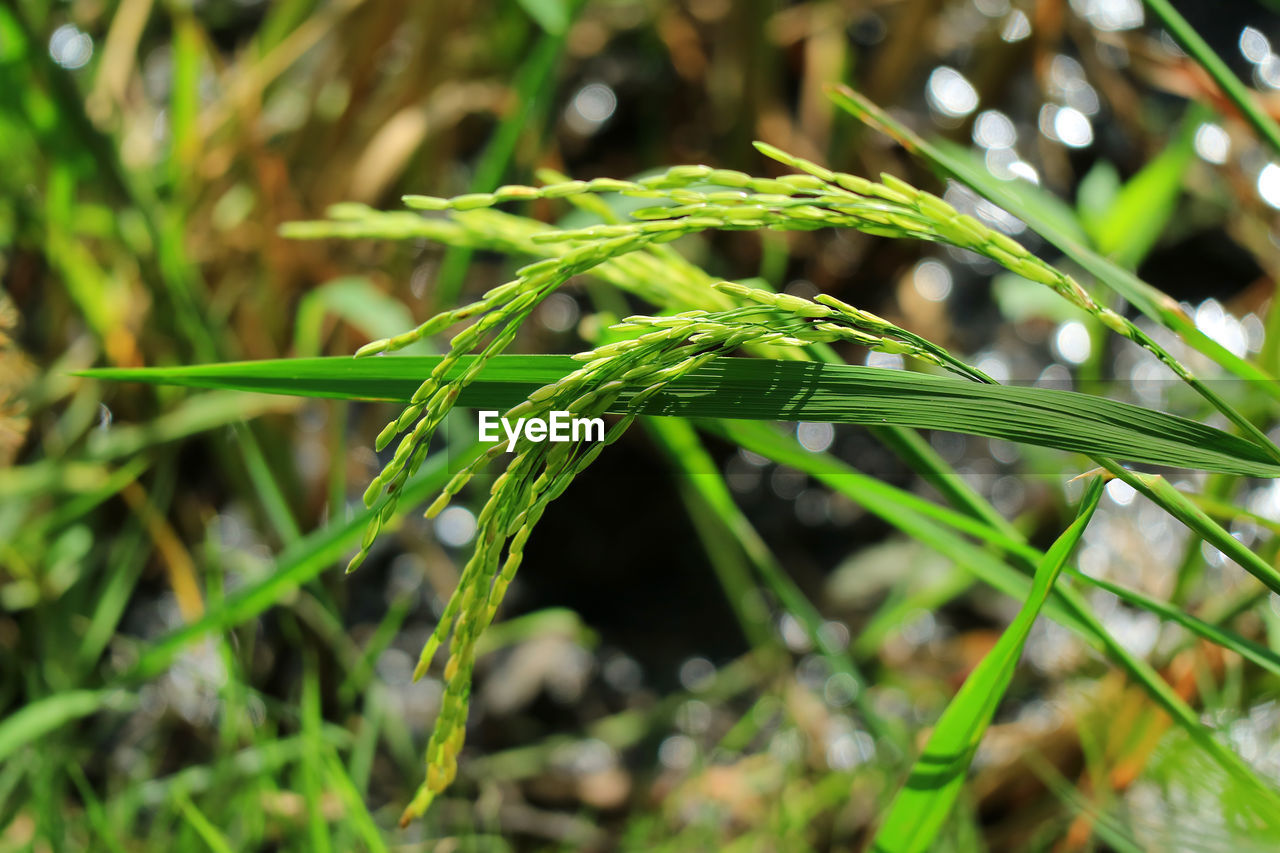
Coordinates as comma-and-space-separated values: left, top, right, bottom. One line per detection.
81, 355, 1280, 478
827, 84, 1280, 393
871, 477, 1105, 853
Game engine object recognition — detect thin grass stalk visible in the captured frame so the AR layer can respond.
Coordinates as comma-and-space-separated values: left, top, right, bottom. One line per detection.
643, 416, 897, 744
870, 476, 1105, 852
826, 84, 1280, 397
1141, 0, 1280, 155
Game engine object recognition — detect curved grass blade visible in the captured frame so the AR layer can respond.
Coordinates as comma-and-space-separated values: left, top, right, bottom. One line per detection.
173, 789, 235, 853
0, 446, 473, 769
714, 419, 1280, 807
80, 355, 1280, 478
870, 477, 1105, 853
827, 84, 1280, 396
0, 689, 128, 763
719, 418, 1280, 678
1079, 573, 1280, 679
1142, 0, 1280, 156
1082, 106, 1201, 269
643, 415, 895, 743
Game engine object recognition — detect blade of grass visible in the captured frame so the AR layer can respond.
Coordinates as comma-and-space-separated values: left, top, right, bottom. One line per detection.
348, 686, 384, 797
0, 392, 293, 502
432, 0, 585, 309
321, 747, 390, 853
73, 459, 175, 676
713, 418, 1280, 806
167, 8, 201, 194
121, 479, 205, 622
233, 422, 302, 544
517, 0, 573, 34
827, 84, 1280, 397
293, 276, 424, 359
644, 415, 893, 742
76, 517, 149, 672
870, 477, 1104, 853
82, 390, 299, 462
336, 590, 416, 704
676, 485, 779, 652
1142, 0, 1280, 155
300, 653, 332, 853
129, 731, 351, 807
17, 457, 149, 542
1022, 751, 1146, 853
328, 400, 349, 525
79, 355, 1280, 478
1084, 105, 1202, 269
173, 789, 236, 853
1189, 492, 1280, 536
0, 689, 129, 763
640, 413, 781, 652
66, 763, 129, 853
720, 418, 1280, 680
1079, 573, 1280, 678
854, 567, 974, 658
868, 422, 1023, 541
1168, 471, 1237, 606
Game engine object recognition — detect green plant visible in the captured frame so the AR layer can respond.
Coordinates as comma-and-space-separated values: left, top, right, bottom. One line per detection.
14, 0, 1280, 843
84, 83, 1280, 844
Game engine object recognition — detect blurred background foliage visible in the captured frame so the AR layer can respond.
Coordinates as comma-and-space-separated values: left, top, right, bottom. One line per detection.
6, 0, 1280, 849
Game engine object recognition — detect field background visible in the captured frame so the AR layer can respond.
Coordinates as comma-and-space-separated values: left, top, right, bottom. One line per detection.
5, 0, 1280, 849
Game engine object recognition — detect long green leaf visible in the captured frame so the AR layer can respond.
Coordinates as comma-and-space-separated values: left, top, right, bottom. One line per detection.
0, 689, 125, 763
644, 416, 894, 742
127, 444, 474, 681
1079, 573, 1280, 679
871, 478, 1105, 852
0, 446, 471, 767
173, 789, 236, 853
714, 419, 1280, 806
1141, 0, 1280, 156
80, 355, 1280, 478
827, 84, 1280, 395
720, 418, 1280, 679
1084, 107, 1200, 268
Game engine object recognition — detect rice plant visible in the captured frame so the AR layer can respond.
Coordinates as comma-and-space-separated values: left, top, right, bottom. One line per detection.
101, 86, 1275, 836
12, 0, 1280, 847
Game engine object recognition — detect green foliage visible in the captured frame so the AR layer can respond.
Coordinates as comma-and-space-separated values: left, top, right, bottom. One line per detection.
86, 352, 1280, 478
11, 0, 1280, 846
871, 476, 1105, 852
828, 85, 1280, 392
94, 114, 1280, 830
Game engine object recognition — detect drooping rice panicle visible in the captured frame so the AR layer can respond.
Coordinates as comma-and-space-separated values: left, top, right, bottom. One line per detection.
388, 279, 1013, 822
293, 139, 1280, 822
345, 231, 668, 573
395, 146, 1280, 461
